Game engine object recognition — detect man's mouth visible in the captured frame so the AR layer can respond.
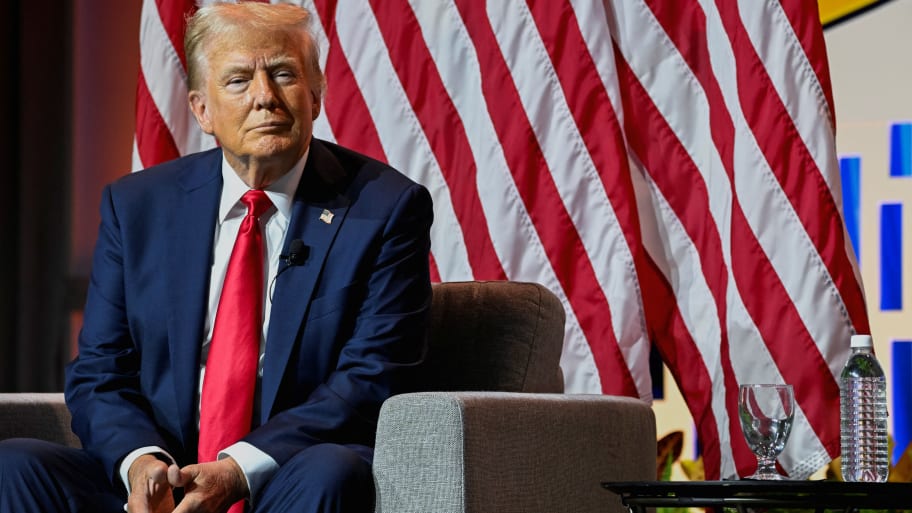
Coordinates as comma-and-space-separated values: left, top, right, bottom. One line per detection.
252, 121, 290, 130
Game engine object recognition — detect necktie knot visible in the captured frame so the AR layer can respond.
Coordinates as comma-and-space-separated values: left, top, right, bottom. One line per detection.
242, 190, 272, 219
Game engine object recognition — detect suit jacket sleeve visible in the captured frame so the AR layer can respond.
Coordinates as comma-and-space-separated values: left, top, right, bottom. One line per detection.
65, 183, 176, 486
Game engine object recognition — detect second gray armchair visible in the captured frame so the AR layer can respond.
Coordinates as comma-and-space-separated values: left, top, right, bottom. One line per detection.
373, 281, 656, 513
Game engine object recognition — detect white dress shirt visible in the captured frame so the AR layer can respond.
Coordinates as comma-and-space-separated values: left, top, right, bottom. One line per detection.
119, 150, 308, 503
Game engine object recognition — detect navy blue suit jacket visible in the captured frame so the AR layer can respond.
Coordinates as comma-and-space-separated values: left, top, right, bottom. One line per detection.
64, 139, 433, 486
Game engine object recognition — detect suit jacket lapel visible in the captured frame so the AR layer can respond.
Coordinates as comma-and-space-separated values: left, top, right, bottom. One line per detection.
261, 140, 351, 421
166, 150, 222, 450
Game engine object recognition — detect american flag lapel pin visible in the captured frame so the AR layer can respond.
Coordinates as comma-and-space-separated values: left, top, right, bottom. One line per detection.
320, 209, 334, 224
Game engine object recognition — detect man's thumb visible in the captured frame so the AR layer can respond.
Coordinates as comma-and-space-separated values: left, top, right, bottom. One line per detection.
167, 464, 194, 488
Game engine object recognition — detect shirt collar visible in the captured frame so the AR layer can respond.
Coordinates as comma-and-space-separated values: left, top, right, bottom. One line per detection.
218, 149, 309, 223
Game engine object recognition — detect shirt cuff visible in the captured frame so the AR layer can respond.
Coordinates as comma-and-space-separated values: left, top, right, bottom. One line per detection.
219, 441, 279, 500
118, 446, 175, 492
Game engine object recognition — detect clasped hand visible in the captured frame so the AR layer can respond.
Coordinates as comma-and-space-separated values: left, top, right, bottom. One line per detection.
127, 454, 248, 513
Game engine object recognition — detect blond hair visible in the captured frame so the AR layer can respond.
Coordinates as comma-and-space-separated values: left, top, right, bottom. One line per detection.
184, 1, 326, 100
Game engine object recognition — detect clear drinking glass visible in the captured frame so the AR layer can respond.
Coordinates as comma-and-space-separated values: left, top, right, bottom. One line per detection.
738, 384, 795, 480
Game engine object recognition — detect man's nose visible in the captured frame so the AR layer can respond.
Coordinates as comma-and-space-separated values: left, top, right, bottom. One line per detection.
251, 72, 278, 109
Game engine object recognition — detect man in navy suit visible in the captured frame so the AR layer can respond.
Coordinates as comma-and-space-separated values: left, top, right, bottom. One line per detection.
0, 3, 431, 512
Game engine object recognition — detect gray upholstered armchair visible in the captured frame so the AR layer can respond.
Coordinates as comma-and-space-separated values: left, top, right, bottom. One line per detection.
373, 281, 656, 512
0, 281, 656, 513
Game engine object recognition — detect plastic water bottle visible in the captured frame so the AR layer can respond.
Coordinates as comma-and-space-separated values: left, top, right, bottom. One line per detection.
840, 334, 889, 482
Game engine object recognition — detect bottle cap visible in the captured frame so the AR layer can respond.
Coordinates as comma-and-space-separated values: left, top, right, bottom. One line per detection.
850, 334, 873, 348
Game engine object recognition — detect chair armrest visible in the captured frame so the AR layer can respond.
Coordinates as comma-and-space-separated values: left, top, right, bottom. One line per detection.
373, 392, 656, 513
0, 393, 80, 448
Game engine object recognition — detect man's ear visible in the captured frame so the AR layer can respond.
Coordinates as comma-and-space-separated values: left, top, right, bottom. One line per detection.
189, 91, 214, 134
311, 92, 321, 121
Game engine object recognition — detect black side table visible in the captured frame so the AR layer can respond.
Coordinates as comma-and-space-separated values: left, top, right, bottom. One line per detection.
601, 480, 912, 512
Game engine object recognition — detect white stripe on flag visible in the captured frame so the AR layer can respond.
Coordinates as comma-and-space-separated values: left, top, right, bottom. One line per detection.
635, 160, 737, 478
408, 0, 604, 393
736, 0, 858, 383
333, 0, 475, 281
739, 0, 839, 194
138, 0, 212, 158
487, 0, 651, 400
301, 0, 337, 144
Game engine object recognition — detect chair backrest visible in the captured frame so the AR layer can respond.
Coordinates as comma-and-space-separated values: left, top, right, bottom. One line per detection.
417, 281, 566, 393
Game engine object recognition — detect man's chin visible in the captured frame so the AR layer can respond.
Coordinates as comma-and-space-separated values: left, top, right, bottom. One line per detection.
244, 144, 305, 164
246, 138, 301, 158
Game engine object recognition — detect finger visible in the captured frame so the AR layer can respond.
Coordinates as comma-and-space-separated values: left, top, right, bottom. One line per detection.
167, 463, 184, 487
146, 461, 169, 484
126, 491, 150, 513
169, 493, 200, 513
167, 463, 195, 488
146, 478, 171, 500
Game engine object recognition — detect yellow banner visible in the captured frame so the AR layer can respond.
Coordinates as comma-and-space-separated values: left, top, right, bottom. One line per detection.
819, 0, 888, 26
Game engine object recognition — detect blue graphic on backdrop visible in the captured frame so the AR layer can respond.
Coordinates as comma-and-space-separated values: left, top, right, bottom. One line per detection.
893, 341, 912, 464
840, 156, 861, 262
881, 203, 902, 311
891, 122, 912, 177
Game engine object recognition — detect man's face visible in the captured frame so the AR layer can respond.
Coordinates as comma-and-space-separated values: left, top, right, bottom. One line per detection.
189, 27, 320, 172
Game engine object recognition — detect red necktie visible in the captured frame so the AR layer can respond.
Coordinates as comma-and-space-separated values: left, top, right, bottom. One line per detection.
198, 190, 272, 505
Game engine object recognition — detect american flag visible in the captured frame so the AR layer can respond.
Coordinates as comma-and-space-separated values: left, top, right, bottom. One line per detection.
135, 0, 869, 480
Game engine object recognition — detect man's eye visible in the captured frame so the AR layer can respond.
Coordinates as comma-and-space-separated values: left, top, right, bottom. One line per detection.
274, 70, 295, 81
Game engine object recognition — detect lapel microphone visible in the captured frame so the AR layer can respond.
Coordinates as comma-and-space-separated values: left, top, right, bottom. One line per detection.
282, 239, 308, 266
270, 239, 308, 303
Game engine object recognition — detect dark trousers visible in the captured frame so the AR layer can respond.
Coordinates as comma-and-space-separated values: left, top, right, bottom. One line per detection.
0, 438, 374, 513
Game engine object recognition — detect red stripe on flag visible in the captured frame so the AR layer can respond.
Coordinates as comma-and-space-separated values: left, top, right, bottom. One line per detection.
640, 0, 847, 473
528, 0, 666, 400
525, 0, 644, 265
454, 0, 638, 397
369, 0, 508, 281
154, 0, 196, 70
612, 43, 741, 479
702, 0, 846, 461
634, 0, 742, 478
641, 0, 734, 176
777, 0, 836, 128
429, 252, 441, 283
649, 0, 853, 468
312, 0, 388, 163
731, 205, 842, 461
639, 253, 724, 479
643, 0, 805, 476
613, 52, 731, 336
135, 70, 180, 167
715, 0, 869, 336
